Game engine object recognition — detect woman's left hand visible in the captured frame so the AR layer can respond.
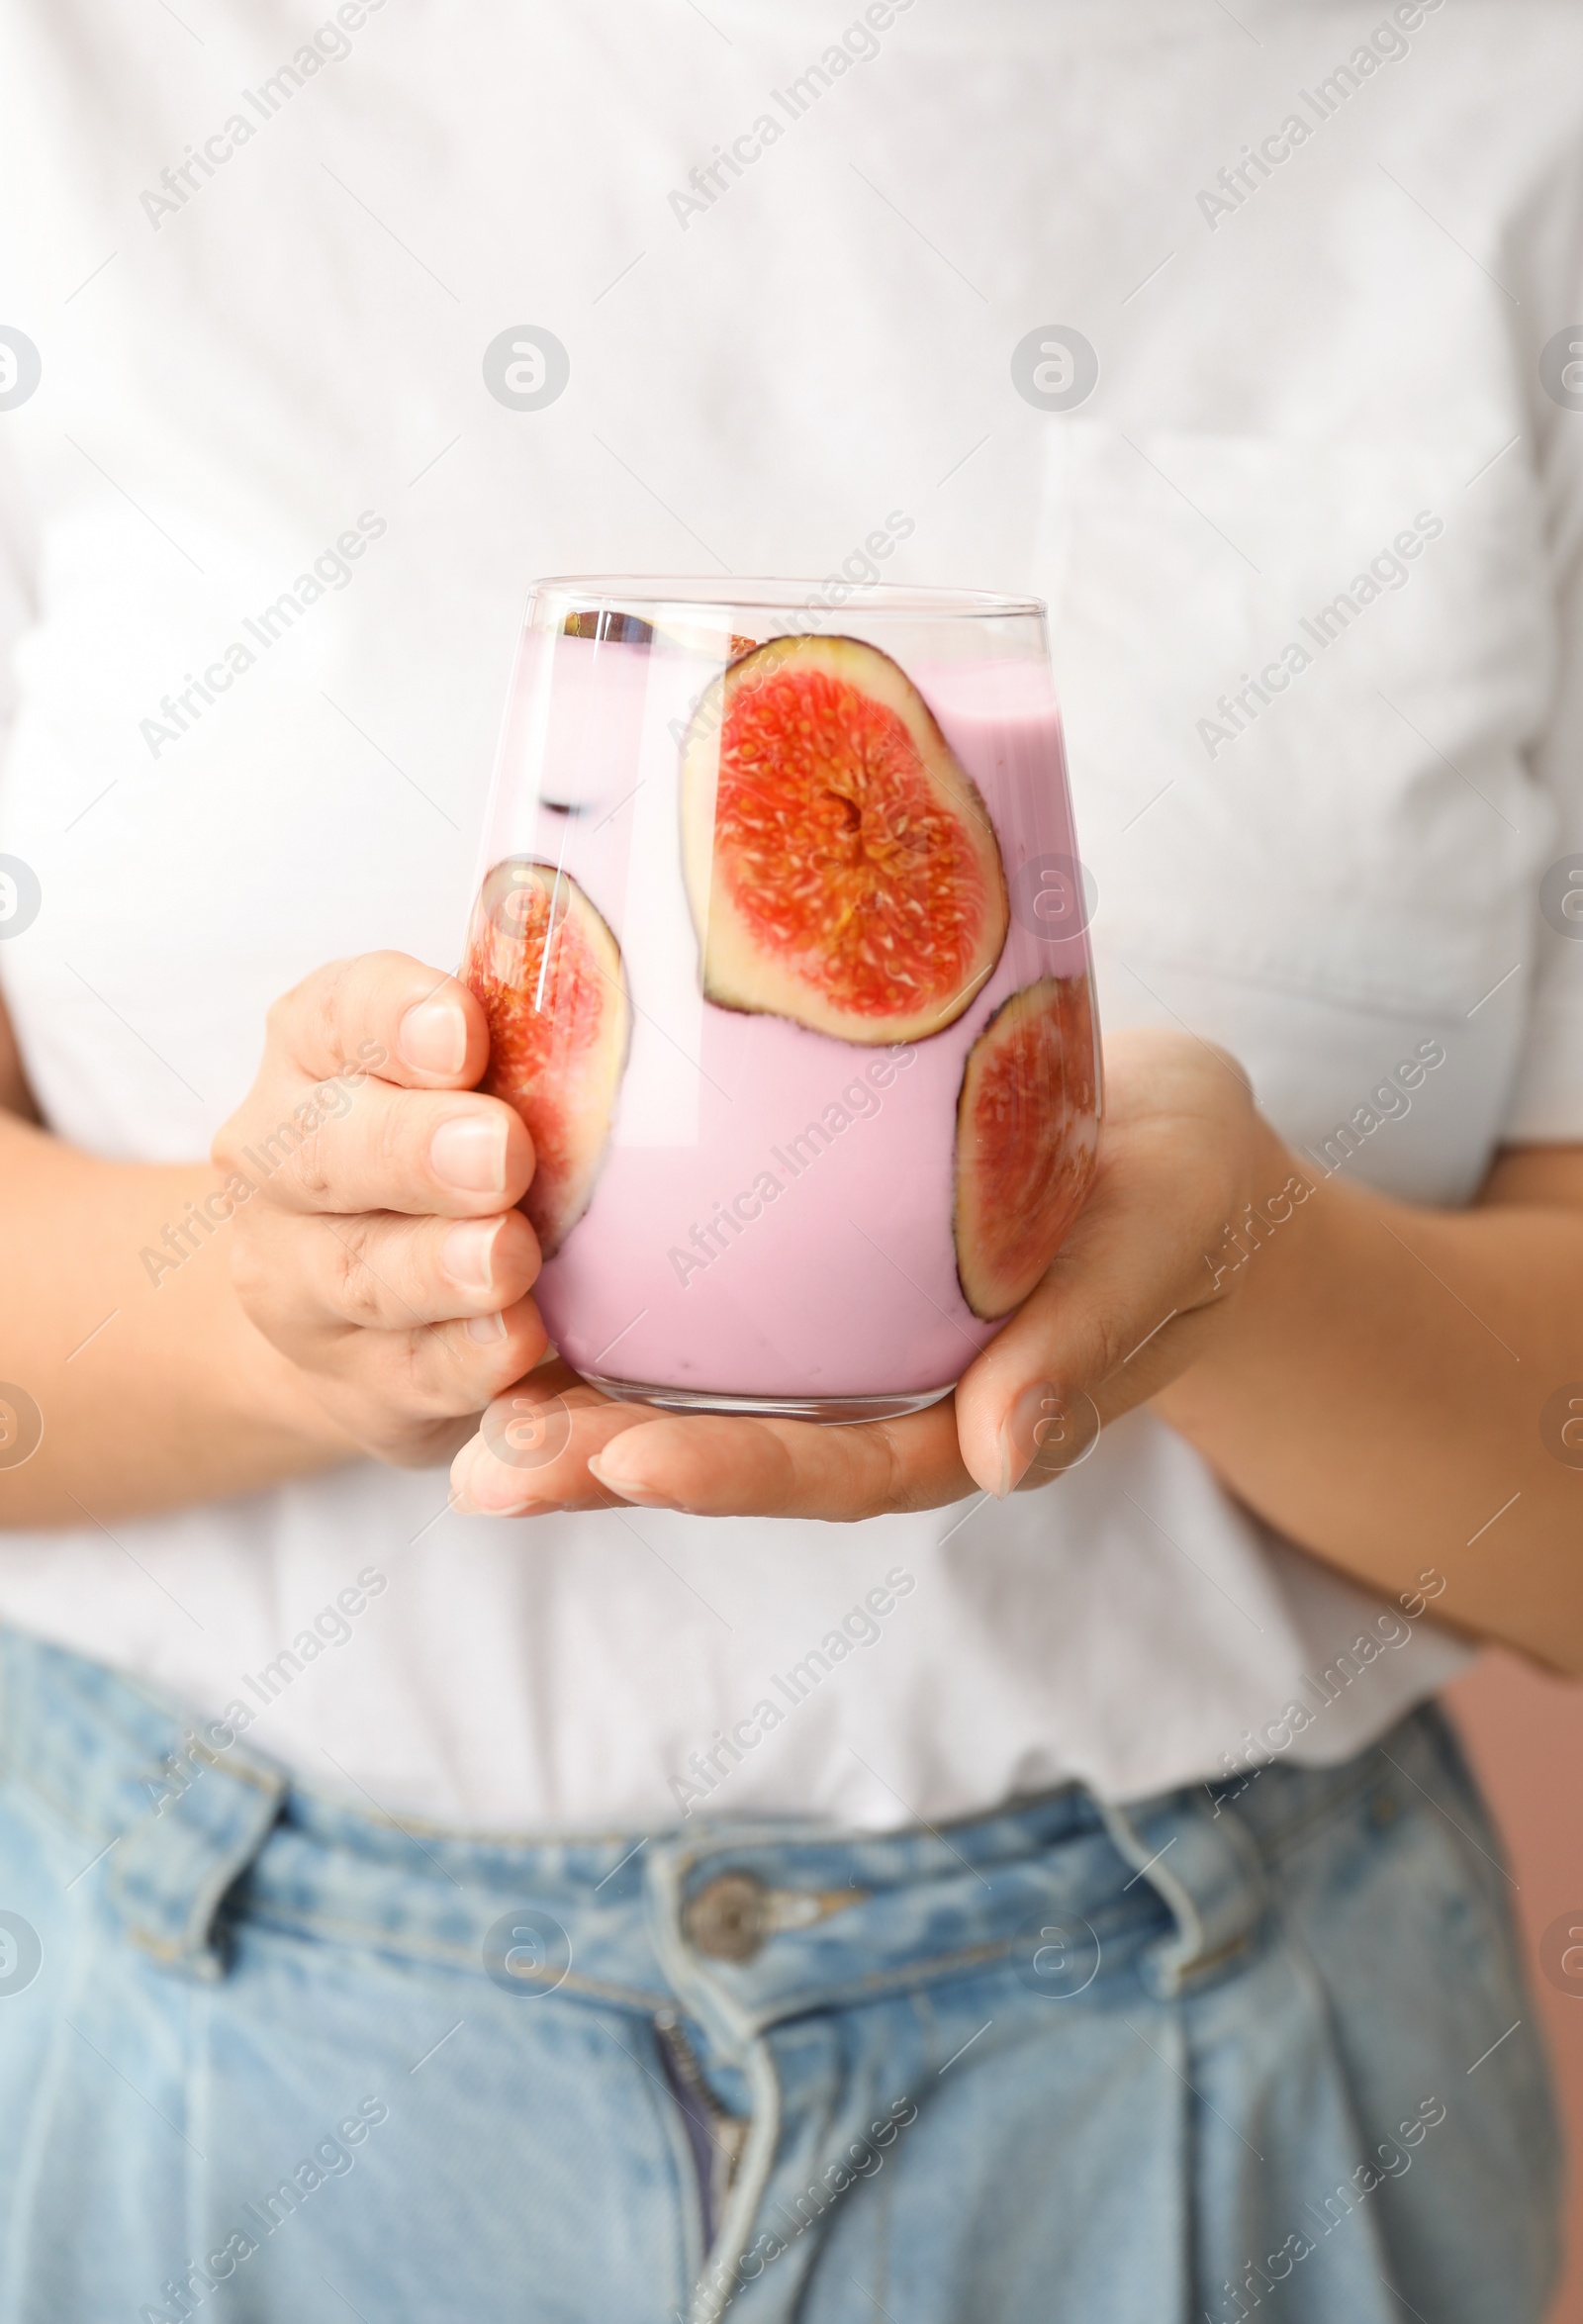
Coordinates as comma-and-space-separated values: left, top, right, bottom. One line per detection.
449, 1027, 1278, 1519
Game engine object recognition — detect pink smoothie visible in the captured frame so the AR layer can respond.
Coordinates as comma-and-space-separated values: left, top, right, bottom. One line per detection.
472, 628, 1097, 1404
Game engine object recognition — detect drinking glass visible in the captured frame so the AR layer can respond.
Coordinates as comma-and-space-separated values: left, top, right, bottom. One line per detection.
461, 577, 1101, 1422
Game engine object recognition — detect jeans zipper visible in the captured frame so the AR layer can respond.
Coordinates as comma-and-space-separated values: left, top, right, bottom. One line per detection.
654, 2008, 750, 2255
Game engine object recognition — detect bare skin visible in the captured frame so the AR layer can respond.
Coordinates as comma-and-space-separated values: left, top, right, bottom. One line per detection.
2, 953, 1581, 1673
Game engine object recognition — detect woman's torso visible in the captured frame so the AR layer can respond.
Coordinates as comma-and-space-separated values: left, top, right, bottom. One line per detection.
0, 0, 1573, 1827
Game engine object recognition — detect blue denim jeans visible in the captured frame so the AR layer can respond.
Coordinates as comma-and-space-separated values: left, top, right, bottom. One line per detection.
0, 1628, 1561, 2322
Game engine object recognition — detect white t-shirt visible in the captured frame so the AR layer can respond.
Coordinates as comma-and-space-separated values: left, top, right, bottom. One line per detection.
0, 0, 1578, 1830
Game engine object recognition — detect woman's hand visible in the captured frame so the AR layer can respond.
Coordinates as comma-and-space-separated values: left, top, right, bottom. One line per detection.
451, 1028, 1272, 1519
213, 953, 547, 1466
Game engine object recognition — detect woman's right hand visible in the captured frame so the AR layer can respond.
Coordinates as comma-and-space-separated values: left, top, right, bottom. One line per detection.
213, 953, 546, 1467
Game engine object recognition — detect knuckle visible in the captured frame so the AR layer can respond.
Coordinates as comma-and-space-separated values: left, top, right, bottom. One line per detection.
290, 1122, 334, 1204
867, 1428, 910, 1519
306, 977, 344, 1072
1086, 1310, 1131, 1385
326, 1220, 391, 1327
278, 956, 355, 1069
390, 1331, 469, 1421
373, 1094, 419, 1188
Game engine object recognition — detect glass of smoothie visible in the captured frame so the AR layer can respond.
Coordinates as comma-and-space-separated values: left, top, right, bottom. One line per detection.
460, 578, 1100, 1423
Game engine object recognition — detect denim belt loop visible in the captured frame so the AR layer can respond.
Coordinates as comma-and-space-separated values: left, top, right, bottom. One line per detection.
1094, 1790, 1270, 2001
104, 1738, 286, 1983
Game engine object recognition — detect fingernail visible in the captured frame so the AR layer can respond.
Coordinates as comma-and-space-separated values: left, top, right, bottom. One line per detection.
442, 1218, 500, 1295
586, 1450, 674, 1509
465, 1310, 508, 1345
997, 1381, 1060, 1499
399, 997, 468, 1076
431, 1113, 508, 1194
998, 1382, 1101, 1494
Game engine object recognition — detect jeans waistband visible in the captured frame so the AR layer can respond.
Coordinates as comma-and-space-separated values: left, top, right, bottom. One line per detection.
0, 1625, 1433, 2034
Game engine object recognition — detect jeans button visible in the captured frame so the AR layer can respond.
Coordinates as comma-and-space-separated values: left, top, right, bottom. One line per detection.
684, 1872, 771, 1963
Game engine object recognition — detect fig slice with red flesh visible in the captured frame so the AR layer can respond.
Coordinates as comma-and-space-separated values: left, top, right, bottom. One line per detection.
461, 859, 630, 1258
953, 975, 1100, 1321
681, 634, 1009, 1045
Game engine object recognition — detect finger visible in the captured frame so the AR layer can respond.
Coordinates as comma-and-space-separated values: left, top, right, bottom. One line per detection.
952, 1027, 1264, 1499
455, 1390, 972, 1520
450, 1374, 646, 1514
953, 1163, 1227, 1500
242, 1078, 532, 1219
588, 1404, 972, 1519
237, 1206, 541, 1333
272, 952, 493, 1092
410, 1295, 551, 1405
348, 1294, 550, 1421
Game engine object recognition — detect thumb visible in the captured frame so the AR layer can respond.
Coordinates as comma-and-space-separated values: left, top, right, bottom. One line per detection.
953, 1203, 1227, 1498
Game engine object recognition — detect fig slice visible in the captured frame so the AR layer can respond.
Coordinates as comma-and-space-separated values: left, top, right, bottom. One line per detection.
461, 859, 630, 1258
681, 634, 1009, 1045
562, 609, 759, 659
953, 975, 1100, 1321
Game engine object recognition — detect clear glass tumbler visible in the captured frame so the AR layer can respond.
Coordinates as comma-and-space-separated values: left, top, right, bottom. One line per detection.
461, 578, 1101, 1422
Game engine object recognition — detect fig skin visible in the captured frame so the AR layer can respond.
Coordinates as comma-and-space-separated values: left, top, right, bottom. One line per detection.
462, 859, 630, 1259
953, 974, 1100, 1321
681, 634, 1009, 1047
